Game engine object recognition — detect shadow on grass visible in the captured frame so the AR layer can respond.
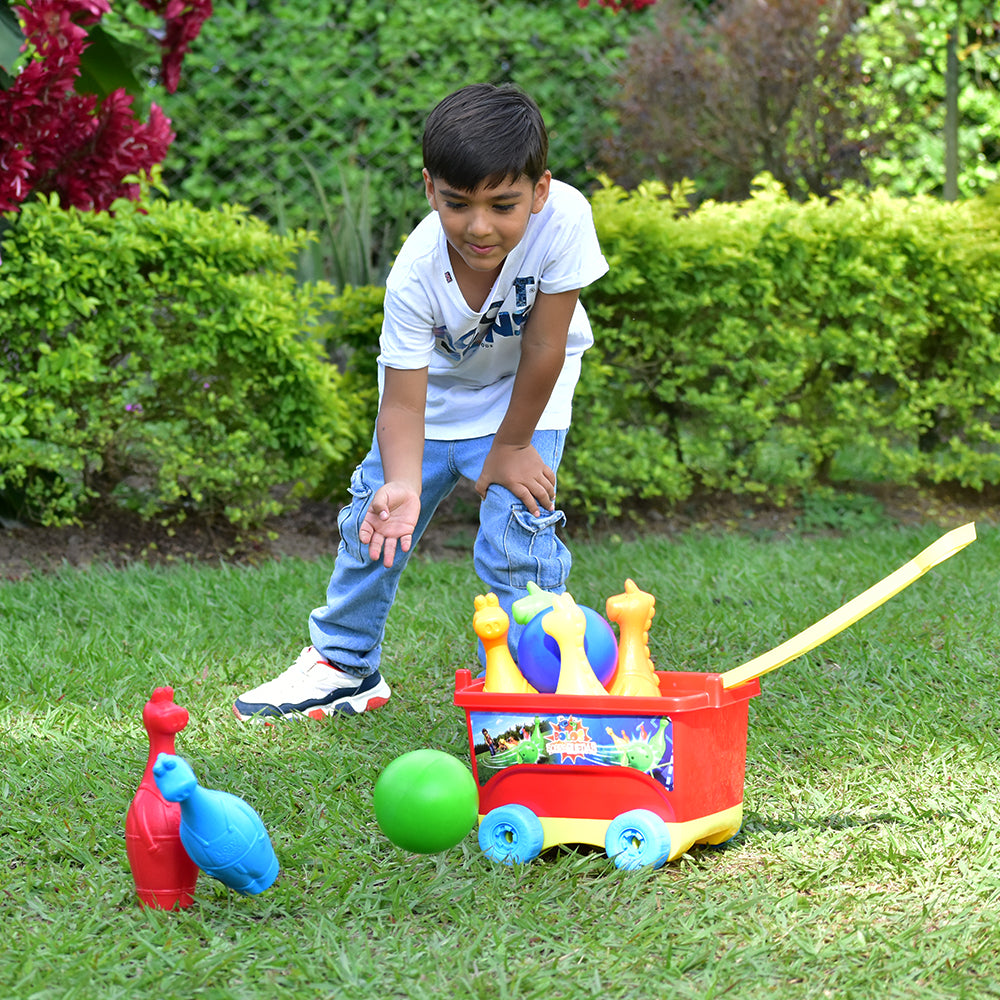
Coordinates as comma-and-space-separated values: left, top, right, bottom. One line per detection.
742, 808, 965, 837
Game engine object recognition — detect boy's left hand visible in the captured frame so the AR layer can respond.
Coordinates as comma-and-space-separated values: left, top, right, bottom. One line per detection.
475, 442, 556, 517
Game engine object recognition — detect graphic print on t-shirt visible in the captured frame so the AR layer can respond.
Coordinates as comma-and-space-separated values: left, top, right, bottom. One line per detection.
433, 276, 536, 362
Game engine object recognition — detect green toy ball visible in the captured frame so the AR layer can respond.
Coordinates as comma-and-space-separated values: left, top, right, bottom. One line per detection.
374, 749, 479, 854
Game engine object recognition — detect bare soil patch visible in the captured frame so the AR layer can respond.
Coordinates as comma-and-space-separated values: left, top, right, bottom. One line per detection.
1, 479, 996, 582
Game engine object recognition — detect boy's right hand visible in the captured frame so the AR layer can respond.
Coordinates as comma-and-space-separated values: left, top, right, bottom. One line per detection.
359, 483, 421, 568
474, 441, 556, 517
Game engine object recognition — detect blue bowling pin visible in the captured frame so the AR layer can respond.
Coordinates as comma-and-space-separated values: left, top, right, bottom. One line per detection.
152, 753, 279, 895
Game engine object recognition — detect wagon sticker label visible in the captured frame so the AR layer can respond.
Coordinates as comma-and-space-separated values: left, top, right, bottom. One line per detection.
470, 712, 674, 789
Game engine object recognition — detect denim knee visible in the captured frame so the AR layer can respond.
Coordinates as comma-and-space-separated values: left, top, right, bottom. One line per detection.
474, 487, 571, 594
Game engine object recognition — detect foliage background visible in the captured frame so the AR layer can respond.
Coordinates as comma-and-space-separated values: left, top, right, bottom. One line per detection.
7, 0, 1000, 528
155, 0, 655, 284
862, 0, 1000, 198
0, 194, 361, 527
157, 0, 1000, 267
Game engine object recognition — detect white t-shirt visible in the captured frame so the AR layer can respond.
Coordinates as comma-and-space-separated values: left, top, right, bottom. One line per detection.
377, 179, 609, 440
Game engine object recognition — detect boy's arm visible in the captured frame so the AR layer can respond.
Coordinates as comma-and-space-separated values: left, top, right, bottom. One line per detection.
475, 288, 580, 515
360, 365, 428, 567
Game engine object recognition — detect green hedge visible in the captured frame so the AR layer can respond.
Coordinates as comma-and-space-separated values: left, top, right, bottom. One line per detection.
156, 0, 652, 270
309, 179, 1000, 522
0, 195, 369, 527
7, 180, 1000, 530
569, 176, 1000, 517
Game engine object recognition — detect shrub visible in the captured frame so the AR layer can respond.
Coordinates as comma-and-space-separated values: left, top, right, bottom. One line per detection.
604, 0, 898, 201
306, 282, 384, 499
32, 178, 990, 532
578, 176, 1000, 512
155, 0, 654, 275
0, 193, 369, 527
301, 179, 1000, 521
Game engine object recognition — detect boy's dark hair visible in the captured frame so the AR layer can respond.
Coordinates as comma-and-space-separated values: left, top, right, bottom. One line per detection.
422, 83, 549, 190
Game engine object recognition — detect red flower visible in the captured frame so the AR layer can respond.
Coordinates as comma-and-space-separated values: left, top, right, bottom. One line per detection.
0, 0, 205, 211
578, 0, 657, 10
136, 0, 213, 93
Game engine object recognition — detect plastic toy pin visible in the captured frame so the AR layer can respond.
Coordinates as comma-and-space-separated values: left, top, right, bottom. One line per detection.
474, 593, 536, 694
605, 579, 661, 698
513, 583, 618, 692
153, 753, 279, 895
541, 593, 609, 696
125, 687, 200, 909
511, 581, 557, 625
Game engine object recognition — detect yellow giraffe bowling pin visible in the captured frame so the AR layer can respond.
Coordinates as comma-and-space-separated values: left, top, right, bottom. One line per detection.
605, 578, 661, 697
474, 593, 536, 694
541, 593, 609, 697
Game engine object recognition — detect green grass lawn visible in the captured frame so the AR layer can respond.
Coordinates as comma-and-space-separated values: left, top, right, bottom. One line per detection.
2, 518, 999, 999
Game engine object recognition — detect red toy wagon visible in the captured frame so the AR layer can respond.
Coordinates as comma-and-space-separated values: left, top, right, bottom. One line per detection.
455, 668, 760, 868
453, 523, 975, 870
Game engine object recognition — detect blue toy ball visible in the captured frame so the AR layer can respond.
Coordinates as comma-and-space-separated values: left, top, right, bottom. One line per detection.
517, 605, 618, 693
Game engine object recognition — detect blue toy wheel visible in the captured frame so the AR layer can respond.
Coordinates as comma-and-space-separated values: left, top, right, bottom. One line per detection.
605, 809, 671, 870
478, 804, 544, 865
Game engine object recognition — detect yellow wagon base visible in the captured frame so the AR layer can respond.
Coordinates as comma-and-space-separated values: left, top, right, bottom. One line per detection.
479, 802, 744, 864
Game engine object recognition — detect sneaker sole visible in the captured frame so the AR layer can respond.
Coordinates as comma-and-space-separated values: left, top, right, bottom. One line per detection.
233, 687, 391, 723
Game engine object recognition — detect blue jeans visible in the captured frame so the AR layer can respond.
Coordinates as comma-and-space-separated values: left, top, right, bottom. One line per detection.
308, 429, 571, 677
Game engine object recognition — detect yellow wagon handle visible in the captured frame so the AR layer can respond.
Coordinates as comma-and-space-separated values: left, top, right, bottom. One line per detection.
720, 522, 977, 690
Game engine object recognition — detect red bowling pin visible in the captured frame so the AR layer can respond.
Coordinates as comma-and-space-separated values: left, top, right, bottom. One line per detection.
125, 687, 199, 909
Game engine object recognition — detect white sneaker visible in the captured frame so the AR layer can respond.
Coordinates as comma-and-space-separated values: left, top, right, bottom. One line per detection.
233, 647, 391, 721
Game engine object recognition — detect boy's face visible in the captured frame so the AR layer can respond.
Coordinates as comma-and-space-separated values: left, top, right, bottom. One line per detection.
423, 169, 551, 276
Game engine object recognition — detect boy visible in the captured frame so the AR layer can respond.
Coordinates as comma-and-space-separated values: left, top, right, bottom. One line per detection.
234, 82, 608, 721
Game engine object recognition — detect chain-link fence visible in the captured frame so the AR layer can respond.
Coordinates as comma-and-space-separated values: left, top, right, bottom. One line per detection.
155, 0, 653, 287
